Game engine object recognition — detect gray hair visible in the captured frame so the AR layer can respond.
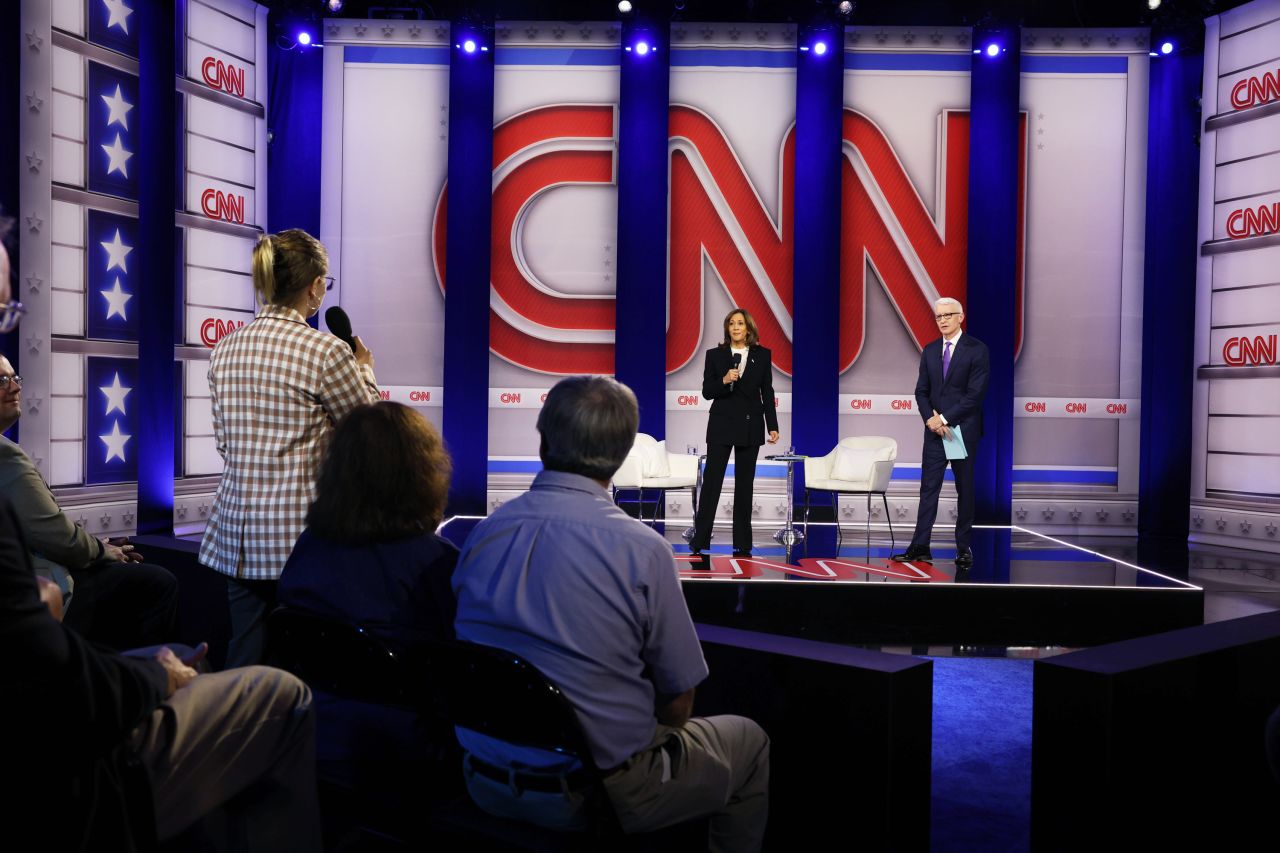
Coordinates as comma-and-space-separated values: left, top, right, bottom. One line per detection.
537, 376, 639, 480
935, 297, 964, 315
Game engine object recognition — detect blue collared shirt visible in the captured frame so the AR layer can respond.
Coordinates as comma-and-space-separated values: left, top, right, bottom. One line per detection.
453, 469, 709, 770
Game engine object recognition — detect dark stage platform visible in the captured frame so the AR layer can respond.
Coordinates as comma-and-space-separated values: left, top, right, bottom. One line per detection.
668, 524, 1203, 647
434, 518, 1204, 649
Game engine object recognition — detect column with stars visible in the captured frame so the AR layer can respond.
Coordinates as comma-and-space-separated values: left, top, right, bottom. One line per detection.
87, 60, 139, 200
86, 209, 138, 341
86, 357, 137, 484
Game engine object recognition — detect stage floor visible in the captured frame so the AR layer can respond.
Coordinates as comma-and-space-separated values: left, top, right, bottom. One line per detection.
661, 523, 1202, 647
434, 517, 1204, 648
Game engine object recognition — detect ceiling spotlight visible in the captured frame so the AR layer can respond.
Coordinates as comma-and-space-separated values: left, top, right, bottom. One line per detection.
837, 1, 854, 15
813, 41, 828, 56
297, 30, 312, 46
618, 0, 633, 13
326, 0, 344, 12
635, 40, 650, 55
985, 42, 1000, 57
1160, 40, 1174, 54
1147, 0, 1161, 9
463, 38, 476, 53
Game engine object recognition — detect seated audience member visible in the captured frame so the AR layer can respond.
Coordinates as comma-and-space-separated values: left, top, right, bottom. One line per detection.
279, 401, 457, 648
279, 401, 458, 767
0, 354, 178, 650
0, 215, 321, 852
453, 376, 770, 853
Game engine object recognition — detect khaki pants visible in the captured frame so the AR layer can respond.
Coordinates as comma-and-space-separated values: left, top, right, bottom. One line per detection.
129, 665, 321, 852
466, 715, 769, 853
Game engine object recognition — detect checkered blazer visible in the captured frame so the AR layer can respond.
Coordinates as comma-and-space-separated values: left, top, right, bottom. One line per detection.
198, 304, 381, 580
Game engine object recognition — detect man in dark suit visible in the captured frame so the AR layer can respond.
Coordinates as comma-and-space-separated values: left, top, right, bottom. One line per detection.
892, 298, 990, 569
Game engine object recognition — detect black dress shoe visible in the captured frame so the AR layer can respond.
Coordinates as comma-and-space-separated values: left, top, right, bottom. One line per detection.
689, 550, 713, 570
731, 551, 752, 559
954, 549, 974, 570
890, 546, 933, 563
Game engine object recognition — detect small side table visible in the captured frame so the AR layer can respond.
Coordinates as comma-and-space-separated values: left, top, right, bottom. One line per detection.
767, 454, 807, 560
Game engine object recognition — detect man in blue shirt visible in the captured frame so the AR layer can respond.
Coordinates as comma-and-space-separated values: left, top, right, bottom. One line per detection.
454, 376, 769, 852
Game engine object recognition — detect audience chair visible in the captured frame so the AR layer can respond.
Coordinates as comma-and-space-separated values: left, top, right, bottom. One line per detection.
611, 434, 699, 525
803, 436, 898, 550
423, 639, 708, 851
265, 607, 454, 849
266, 606, 422, 708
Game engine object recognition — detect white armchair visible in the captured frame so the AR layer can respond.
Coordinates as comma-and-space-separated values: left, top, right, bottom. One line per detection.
612, 434, 700, 525
804, 436, 898, 545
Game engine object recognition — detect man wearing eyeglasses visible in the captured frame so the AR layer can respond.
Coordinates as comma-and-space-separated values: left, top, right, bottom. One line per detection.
0, 353, 181, 649
891, 297, 990, 570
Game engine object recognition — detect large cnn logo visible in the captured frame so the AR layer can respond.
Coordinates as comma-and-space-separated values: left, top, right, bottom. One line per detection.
432, 104, 1027, 374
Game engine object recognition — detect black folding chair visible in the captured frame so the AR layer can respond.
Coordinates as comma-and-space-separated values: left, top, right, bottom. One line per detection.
265, 607, 457, 848
423, 640, 709, 851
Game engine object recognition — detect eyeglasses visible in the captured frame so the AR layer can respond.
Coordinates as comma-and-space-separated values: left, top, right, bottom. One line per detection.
0, 375, 23, 389
0, 300, 26, 333
934, 312, 961, 321
323, 276, 336, 292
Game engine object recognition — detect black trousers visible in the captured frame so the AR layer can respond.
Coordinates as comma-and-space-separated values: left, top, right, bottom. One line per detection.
909, 431, 976, 553
690, 443, 760, 554
64, 561, 179, 651
225, 577, 279, 668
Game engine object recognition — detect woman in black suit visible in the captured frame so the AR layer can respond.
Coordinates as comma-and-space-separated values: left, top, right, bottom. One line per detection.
690, 308, 780, 558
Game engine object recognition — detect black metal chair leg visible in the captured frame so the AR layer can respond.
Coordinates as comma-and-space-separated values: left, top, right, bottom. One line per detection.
882, 493, 894, 546
865, 493, 872, 559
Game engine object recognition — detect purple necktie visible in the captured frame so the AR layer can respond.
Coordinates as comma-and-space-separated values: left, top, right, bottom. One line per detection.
943, 340, 952, 379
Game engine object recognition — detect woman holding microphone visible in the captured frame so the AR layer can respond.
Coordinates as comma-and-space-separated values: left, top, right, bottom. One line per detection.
689, 308, 780, 560
200, 229, 381, 666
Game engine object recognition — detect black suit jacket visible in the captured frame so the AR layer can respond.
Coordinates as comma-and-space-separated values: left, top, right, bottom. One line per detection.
914, 333, 990, 446
700, 345, 780, 447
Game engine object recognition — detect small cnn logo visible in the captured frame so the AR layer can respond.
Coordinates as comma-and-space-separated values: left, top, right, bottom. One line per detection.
200, 317, 245, 348
201, 56, 246, 98
677, 395, 700, 406
409, 390, 431, 402
200, 188, 245, 224
1223, 335, 1277, 366
1230, 68, 1280, 110
499, 392, 521, 404
1226, 202, 1280, 239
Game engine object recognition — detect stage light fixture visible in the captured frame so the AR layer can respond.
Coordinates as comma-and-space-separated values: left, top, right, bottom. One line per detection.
1147, 0, 1161, 9
985, 42, 1001, 57
462, 38, 476, 53
813, 40, 828, 55
326, 0, 343, 12
1160, 40, 1174, 54
837, 1, 854, 16
297, 30, 312, 46
618, 0, 633, 13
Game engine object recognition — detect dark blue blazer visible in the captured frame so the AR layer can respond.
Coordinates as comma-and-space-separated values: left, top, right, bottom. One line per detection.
914, 333, 990, 445
700, 344, 780, 447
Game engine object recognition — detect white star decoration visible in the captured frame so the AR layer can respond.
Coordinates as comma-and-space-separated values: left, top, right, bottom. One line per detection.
101, 230, 132, 273
102, 0, 134, 34
101, 279, 132, 320
101, 134, 133, 177
101, 84, 133, 129
100, 373, 132, 415
100, 421, 131, 463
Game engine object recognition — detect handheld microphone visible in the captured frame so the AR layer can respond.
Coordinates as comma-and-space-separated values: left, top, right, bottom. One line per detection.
731, 352, 742, 391
324, 306, 357, 354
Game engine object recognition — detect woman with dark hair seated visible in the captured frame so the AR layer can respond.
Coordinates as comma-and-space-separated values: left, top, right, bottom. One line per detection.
281, 401, 455, 643
278, 401, 457, 771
